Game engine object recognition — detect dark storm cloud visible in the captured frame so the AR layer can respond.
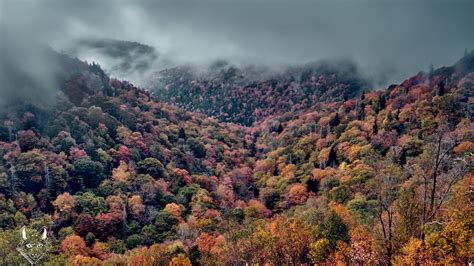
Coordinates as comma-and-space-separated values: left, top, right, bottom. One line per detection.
1, 0, 473, 90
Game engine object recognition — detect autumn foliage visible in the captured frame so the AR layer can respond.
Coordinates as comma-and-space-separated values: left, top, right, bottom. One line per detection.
0, 51, 472, 265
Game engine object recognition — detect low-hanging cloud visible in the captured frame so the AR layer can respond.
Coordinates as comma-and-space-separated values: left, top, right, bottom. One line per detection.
1, 0, 473, 93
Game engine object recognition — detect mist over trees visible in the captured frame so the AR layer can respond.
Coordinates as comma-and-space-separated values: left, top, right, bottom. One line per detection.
0, 0, 473, 264
0, 47, 472, 264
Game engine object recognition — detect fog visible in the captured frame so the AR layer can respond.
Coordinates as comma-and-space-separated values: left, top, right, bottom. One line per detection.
1, 0, 473, 94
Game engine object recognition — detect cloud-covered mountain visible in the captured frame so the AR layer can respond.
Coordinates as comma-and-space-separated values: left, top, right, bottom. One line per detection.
0, 48, 472, 265
2, 0, 472, 88
64, 38, 173, 87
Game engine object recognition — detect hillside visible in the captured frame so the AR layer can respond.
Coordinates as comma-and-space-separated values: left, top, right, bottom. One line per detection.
0, 51, 472, 265
153, 60, 369, 126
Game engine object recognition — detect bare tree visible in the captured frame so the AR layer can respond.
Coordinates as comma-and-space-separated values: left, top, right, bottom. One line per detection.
408, 127, 468, 241
367, 153, 403, 265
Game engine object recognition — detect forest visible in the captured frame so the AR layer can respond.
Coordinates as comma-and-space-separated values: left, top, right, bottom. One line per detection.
0, 50, 472, 265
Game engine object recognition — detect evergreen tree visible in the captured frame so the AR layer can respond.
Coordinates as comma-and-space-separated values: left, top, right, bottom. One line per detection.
178, 127, 186, 140
317, 211, 349, 249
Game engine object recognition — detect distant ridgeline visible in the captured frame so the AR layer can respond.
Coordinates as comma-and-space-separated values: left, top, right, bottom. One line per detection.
0, 50, 472, 265
152, 60, 370, 126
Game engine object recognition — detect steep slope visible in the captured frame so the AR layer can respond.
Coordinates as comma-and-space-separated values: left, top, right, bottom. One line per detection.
0, 51, 472, 265
0, 54, 254, 263
243, 52, 473, 263
153, 60, 369, 125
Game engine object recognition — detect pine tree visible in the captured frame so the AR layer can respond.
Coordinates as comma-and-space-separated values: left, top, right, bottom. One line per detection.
178, 127, 186, 140
373, 117, 378, 135
437, 80, 445, 96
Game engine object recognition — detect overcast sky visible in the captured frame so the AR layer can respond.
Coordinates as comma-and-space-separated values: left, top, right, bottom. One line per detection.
1, 0, 473, 87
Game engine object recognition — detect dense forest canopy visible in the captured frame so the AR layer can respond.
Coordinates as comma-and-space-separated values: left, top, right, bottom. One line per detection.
152, 59, 369, 126
0, 45, 472, 264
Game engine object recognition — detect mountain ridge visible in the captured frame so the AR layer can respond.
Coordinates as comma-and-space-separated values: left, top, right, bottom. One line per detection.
0, 49, 472, 265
